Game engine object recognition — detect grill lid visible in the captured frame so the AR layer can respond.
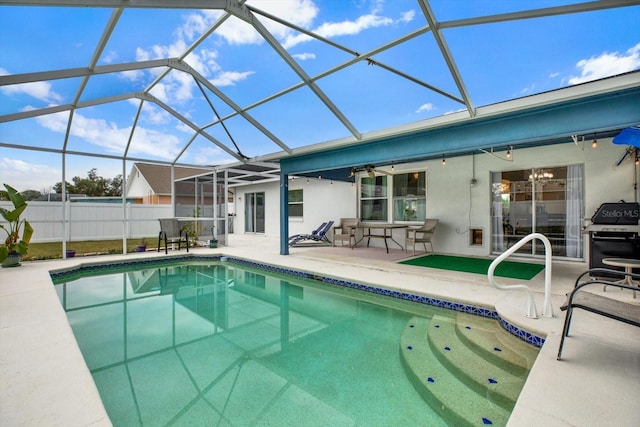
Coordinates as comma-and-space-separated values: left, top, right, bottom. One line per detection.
590, 202, 640, 225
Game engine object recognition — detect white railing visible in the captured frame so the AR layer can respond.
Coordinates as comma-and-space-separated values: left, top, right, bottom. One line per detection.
488, 233, 554, 319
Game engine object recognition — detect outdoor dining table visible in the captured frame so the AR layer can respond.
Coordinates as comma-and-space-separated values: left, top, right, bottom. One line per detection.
602, 257, 640, 298
355, 223, 407, 253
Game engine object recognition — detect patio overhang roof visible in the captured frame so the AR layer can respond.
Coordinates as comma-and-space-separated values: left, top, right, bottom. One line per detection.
280, 72, 640, 180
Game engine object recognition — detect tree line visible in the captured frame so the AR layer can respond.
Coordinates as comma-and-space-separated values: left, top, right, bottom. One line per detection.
0, 168, 123, 201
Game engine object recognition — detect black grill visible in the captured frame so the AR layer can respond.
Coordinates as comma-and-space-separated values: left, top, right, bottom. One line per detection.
585, 202, 640, 272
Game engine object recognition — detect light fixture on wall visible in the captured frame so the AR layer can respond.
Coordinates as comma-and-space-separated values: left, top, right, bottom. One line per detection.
479, 146, 513, 162
592, 139, 598, 149
441, 155, 446, 166
391, 163, 395, 171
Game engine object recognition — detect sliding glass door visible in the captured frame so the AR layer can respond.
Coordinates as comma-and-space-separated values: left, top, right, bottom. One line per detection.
244, 192, 265, 233
491, 165, 583, 258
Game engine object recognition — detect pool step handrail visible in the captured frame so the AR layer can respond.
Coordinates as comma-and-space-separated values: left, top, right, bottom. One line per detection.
488, 233, 554, 319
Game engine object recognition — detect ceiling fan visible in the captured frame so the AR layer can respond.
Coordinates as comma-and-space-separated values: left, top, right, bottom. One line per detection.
350, 164, 393, 178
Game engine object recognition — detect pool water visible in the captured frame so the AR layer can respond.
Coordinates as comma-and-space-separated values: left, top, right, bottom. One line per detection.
52, 259, 538, 426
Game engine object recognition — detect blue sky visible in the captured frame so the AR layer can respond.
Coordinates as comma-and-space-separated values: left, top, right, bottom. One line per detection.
1, 0, 639, 192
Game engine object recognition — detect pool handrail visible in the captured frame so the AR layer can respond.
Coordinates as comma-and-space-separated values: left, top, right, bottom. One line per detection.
488, 233, 554, 319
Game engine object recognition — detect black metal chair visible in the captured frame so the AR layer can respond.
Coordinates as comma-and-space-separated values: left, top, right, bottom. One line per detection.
557, 268, 640, 360
157, 218, 190, 255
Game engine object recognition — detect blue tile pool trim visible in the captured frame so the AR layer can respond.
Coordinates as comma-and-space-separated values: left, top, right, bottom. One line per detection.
49, 254, 545, 348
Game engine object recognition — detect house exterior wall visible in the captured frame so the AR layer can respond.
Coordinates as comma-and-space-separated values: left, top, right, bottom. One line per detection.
234, 138, 638, 258
397, 139, 637, 257
233, 179, 355, 238
126, 168, 152, 200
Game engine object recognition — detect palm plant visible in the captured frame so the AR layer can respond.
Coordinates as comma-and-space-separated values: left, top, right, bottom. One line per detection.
0, 184, 34, 263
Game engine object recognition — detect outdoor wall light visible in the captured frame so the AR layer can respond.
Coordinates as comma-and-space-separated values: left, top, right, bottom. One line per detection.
441, 155, 446, 166
479, 146, 512, 162
592, 139, 598, 148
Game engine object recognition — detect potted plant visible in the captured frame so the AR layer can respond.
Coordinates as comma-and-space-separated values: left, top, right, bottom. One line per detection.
0, 184, 34, 267
136, 238, 147, 252
208, 225, 217, 248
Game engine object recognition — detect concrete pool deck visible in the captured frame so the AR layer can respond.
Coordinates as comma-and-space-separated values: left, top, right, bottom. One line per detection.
1, 234, 638, 426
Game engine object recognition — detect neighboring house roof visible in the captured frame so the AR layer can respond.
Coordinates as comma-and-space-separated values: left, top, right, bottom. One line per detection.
129, 163, 214, 196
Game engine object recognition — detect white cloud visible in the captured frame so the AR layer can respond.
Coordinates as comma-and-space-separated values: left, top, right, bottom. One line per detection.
549, 72, 559, 78
215, 0, 319, 46
140, 102, 172, 125
102, 50, 118, 64
416, 103, 435, 113
569, 43, 640, 85
400, 10, 415, 23
283, 12, 400, 49
182, 144, 229, 165
210, 70, 255, 86
148, 83, 168, 103
0, 157, 61, 192
292, 52, 316, 61
34, 110, 182, 160
0, 67, 64, 104
119, 69, 145, 82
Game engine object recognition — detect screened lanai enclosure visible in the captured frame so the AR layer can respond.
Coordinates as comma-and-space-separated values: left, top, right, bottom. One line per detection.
1, 1, 639, 255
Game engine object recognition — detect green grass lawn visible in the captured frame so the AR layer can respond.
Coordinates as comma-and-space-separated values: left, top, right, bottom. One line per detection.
23, 237, 158, 261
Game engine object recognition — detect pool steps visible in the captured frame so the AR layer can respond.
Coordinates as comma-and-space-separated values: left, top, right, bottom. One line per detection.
400, 314, 539, 427
427, 315, 527, 410
454, 313, 536, 376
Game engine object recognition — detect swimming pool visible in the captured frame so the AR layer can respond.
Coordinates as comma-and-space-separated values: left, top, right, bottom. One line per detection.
51, 255, 540, 426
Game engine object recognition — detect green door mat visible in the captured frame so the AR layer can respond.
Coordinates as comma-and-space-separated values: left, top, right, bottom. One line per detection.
399, 254, 544, 280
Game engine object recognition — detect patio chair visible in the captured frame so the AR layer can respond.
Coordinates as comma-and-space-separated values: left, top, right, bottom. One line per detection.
557, 268, 640, 360
333, 218, 359, 248
288, 221, 334, 247
405, 219, 439, 255
157, 218, 190, 255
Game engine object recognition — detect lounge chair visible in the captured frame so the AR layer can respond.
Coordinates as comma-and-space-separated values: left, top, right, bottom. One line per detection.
333, 218, 359, 248
405, 218, 439, 255
557, 268, 640, 360
158, 218, 190, 255
288, 221, 334, 247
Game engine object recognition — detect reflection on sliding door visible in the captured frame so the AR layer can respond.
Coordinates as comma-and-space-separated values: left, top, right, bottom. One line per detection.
245, 192, 265, 233
491, 165, 583, 258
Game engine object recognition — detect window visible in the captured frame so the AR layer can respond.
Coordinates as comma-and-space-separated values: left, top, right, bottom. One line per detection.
393, 171, 426, 221
359, 171, 426, 222
360, 176, 388, 221
288, 189, 303, 218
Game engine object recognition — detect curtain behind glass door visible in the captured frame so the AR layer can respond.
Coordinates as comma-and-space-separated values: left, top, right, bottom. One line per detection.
245, 193, 255, 232
255, 192, 265, 233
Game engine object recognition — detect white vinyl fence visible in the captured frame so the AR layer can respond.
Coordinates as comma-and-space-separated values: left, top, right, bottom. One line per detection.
0, 201, 172, 243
